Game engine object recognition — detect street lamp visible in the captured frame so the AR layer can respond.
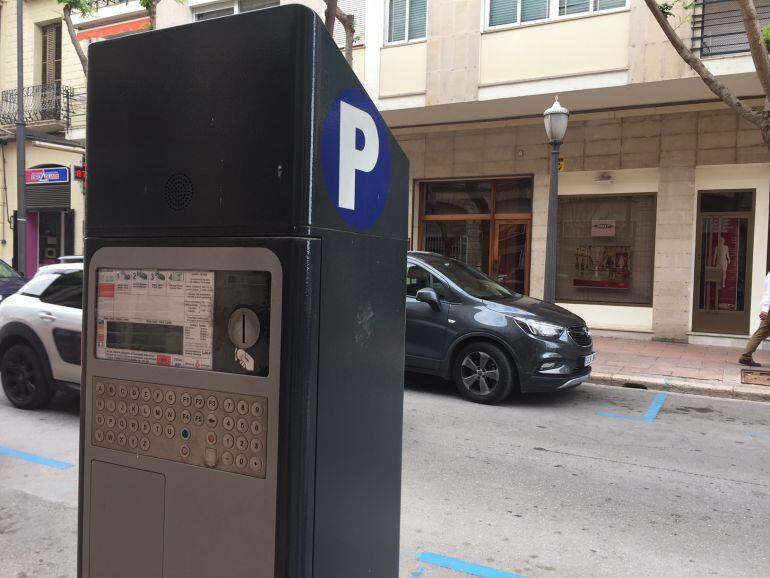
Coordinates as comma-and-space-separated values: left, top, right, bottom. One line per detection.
543, 96, 569, 303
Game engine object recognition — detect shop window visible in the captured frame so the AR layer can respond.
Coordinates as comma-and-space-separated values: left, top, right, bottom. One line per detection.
425, 182, 492, 215
424, 220, 491, 274
556, 194, 656, 305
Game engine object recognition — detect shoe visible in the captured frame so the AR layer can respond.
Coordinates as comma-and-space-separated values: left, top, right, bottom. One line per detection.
739, 357, 761, 367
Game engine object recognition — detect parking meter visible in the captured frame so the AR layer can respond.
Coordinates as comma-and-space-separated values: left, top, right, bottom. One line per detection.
78, 6, 408, 577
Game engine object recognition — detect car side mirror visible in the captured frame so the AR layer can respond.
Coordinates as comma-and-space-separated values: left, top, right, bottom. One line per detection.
416, 287, 441, 312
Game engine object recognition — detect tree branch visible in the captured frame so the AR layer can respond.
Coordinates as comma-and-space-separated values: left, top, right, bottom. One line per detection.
643, 0, 761, 126
324, 0, 338, 35
736, 0, 770, 104
62, 6, 88, 76
335, 7, 354, 65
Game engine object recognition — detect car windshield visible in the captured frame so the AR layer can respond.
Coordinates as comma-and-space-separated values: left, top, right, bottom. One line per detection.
0, 260, 20, 278
424, 257, 516, 300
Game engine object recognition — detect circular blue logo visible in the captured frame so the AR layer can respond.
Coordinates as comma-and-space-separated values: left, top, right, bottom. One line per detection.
321, 89, 390, 229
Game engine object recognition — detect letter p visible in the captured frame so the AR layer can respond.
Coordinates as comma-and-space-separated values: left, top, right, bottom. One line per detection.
338, 101, 379, 211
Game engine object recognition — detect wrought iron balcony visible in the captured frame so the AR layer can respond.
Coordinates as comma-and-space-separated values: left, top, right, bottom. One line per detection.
0, 83, 82, 134
94, 0, 133, 8
692, 0, 770, 57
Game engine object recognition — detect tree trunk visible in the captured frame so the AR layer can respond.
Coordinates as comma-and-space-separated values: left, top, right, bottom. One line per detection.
736, 0, 770, 99
63, 6, 88, 77
336, 9, 354, 65
324, 0, 338, 35
642, 0, 762, 130
148, 1, 158, 30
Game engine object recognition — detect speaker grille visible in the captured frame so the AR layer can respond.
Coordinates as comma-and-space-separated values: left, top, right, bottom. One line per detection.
164, 173, 193, 211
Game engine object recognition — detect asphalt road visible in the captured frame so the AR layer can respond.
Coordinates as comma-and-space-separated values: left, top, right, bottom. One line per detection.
1, 380, 769, 577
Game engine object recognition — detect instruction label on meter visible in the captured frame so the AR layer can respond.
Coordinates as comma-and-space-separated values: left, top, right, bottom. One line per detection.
96, 269, 214, 369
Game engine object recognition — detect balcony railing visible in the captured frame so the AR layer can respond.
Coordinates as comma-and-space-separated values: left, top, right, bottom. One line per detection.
94, 0, 132, 7
693, 0, 770, 57
0, 83, 83, 133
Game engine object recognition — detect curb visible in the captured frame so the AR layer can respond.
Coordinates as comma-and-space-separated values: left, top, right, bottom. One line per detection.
589, 372, 770, 403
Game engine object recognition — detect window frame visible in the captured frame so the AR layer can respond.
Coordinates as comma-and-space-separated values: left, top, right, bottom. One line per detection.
192, 0, 278, 22
385, 0, 429, 46
39, 271, 84, 310
484, 0, 628, 32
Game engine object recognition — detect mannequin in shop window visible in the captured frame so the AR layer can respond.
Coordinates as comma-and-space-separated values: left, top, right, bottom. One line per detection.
714, 236, 730, 289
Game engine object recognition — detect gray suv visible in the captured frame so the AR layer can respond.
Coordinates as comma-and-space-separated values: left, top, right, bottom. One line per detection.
406, 252, 594, 404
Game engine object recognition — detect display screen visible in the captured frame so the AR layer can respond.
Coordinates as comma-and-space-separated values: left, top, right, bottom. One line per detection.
106, 321, 184, 355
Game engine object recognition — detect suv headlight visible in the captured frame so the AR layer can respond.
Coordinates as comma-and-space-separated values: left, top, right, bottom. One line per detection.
514, 317, 565, 338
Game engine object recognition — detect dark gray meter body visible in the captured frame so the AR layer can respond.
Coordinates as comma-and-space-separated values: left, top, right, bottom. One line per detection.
78, 6, 408, 577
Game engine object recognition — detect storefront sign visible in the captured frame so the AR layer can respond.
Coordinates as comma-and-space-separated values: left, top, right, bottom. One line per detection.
25, 167, 70, 185
591, 220, 616, 237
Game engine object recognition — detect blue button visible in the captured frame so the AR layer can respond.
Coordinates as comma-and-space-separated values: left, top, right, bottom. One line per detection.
181, 428, 191, 440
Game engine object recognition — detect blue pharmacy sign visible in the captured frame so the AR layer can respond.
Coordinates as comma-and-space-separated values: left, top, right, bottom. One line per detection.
321, 89, 391, 229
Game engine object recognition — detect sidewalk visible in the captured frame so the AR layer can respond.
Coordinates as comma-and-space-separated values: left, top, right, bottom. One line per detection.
590, 336, 770, 402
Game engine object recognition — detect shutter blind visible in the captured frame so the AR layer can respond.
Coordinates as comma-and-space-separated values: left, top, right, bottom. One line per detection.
408, 0, 427, 40
333, 0, 366, 46
559, 0, 590, 15
490, 0, 518, 26
596, 0, 625, 9
521, 0, 549, 21
389, 0, 407, 42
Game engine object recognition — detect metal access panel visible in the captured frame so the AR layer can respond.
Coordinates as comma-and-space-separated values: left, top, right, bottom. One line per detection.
79, 5, 408, 578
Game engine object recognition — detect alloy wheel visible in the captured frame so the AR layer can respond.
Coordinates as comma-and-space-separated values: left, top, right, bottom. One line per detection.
460, 351, 500, 396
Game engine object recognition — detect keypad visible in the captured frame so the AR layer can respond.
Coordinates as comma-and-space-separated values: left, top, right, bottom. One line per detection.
91, 377, 268, 479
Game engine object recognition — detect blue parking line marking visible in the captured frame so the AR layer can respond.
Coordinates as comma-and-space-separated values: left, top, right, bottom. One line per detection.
0, 446, 73, 469
408, 566, 428, 578
417, 552, 525, 578
597, 386, 669, 423
746, 432, 770, 440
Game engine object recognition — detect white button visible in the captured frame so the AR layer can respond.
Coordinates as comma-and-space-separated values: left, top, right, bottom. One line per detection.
223, 434, 234, 448
250, 421, 262, 435
251, 402, 264, 417
206, 431, 217, 446
153, 389, 163, 403
235, 454, 247, 468
95, 381, 105, 395
129, 419, 139, 432
165, 390, 176, 405
181, 392, 192, 407
237, 400, 249, 415
95, 399, 105, 411
222, 451, 234, 466
165, 424, 175, 439
236, 436, 248, 451
118, 384, 128, 398
129, 402, 139, 416
206, 413, 218, 428
129, 386, 139, 400
117, 417, 127, 430
140, 437, 150, 451
152, 406, 163, 420
181, 410, 191, 424
165, 407, 176, 422
94, 430, 104, 442
128, 435, 138, 449
179, 444, 190, 458
249, 457, 262, 472
237, 419, 248, 433
141, 388, 151, 402
223, 398, 235, 413
117, 401, 127, 414
250, 438, 262, 453
95, 414, 105, 426
106, 416, 115, 428
106, 400, 116, 412
117, 433, 127, 446
206, 396, 218, 411
141, 405, 151, 418
106, 383, 116, 396
140, 421, 150, 434
194, 395, 205, 409
205, 449, 217, 467
193, 412, 204, 426
223, 416, 234, 431
106, 431, 115, 444
152, 423, 163, 437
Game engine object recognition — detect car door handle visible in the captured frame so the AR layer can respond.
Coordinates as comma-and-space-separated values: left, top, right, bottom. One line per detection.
38, 312, 56, 322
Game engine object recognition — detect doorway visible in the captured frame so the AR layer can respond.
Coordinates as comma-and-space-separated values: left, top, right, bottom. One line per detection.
493, 220, 531, 294
692, 190, 754, 335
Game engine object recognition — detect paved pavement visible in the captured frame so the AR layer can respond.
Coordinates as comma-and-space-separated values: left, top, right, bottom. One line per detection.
2, 380, 770, 577
591, 337, 770, 401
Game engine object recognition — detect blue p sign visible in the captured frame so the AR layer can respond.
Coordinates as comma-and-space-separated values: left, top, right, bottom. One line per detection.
321, 89, 390, 229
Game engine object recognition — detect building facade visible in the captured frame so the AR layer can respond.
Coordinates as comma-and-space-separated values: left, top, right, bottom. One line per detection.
4, 0, 769, 346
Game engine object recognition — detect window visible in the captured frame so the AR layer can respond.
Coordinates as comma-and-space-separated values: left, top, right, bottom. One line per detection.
40, 271, 83, 309
487, 0, 625, 28
387, 0, 427, 43
406, 263, 450, 300
333, 0, 366, 46
41, 23, 62, 85
556, 195, 656, 305
194, 0, 278, 22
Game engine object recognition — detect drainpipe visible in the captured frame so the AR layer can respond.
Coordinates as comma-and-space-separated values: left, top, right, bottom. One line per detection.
15, 0, 26, 275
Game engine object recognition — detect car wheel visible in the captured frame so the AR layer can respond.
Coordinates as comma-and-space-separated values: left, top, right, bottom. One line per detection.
1, 344, 54, 409
453, 342, 516, 405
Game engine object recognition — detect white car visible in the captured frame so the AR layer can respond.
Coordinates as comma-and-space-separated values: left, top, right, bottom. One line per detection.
0, 263, 83, 409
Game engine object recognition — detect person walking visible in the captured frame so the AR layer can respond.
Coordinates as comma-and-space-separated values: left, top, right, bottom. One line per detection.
739, 271, 770, 366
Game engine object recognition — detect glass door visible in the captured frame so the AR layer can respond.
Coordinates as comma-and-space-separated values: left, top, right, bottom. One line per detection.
493, 220, 531, 295
692, 191, 754, 335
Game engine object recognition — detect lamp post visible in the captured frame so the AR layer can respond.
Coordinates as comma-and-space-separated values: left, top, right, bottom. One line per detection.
543, 96, 569, 304
16, 0, 26, 276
